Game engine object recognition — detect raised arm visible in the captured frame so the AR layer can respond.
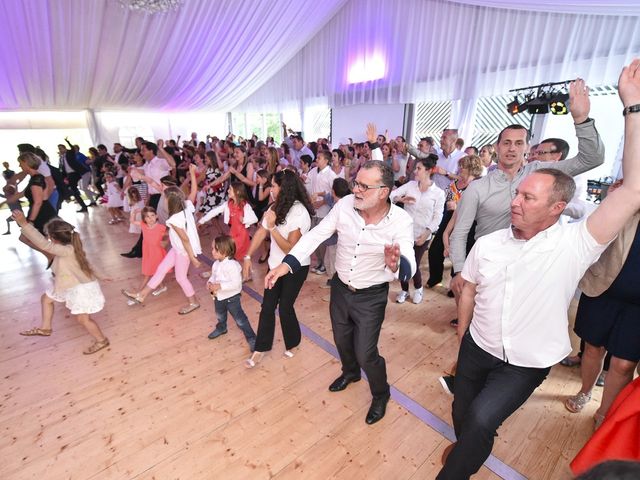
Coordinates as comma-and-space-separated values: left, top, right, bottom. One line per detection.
586, 59, 640, 244
187, 163, 197, 204
540, 79, 605, 177
157, 140, 177, 170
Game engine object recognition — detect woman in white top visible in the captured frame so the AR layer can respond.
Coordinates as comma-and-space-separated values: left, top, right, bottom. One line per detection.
242, 169, 316, 368
389, 154, 445, 304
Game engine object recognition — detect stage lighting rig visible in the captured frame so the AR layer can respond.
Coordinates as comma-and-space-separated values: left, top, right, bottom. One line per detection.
507, 80, 572, 116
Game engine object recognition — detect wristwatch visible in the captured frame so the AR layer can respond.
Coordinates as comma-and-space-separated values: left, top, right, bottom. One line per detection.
623, 104, 640, 116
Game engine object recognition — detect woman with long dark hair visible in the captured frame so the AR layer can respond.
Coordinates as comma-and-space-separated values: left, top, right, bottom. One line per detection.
242, 169, 315, 368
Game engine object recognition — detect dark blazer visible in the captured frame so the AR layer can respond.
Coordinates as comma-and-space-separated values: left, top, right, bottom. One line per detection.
60, 150, 88, 175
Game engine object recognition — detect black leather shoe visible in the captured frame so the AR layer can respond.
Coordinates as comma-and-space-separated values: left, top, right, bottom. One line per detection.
365, 394, 390, 425
328, 375, 361, 392
120, 251, 137, 258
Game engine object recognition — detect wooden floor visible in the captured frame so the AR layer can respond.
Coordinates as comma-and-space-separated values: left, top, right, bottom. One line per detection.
0, 203, 602, 480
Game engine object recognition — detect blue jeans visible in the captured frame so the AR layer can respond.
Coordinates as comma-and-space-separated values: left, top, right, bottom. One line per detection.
215, 294, 256, 348
437, 331, 550, 479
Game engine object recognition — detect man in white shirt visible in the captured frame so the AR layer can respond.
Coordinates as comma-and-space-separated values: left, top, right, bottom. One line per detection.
282, 122, 315, 169
309, 150, 337, 273
266, 125, 416, 425
407, 131, 465, 190
437, 59, 640, 480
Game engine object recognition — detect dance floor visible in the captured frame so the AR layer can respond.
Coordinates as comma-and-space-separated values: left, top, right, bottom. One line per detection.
0, 203, 602, 479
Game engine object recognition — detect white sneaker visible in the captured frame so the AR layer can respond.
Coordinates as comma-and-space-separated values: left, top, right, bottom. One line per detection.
412, 287, 424, 304
396, 291, 409, 304
152, 285, 168, 297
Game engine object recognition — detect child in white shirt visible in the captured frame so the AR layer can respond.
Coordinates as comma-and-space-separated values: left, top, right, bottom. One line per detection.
207, 235, 256, 352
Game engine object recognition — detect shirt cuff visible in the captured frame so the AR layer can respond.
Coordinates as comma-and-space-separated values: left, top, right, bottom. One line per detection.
282, 254, 300, 274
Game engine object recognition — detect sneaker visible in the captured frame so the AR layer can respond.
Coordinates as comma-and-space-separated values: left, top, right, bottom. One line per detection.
312, 265, 326, 275
207, 326, 227, 339
412, 287, 424, 304
439, 375, 455, 395
152, 285, 168, 297
396, 290, 409, 304
321, 279, 332, 289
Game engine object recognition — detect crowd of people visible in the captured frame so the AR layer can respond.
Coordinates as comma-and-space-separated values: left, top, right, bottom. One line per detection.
3, 60, 640, 479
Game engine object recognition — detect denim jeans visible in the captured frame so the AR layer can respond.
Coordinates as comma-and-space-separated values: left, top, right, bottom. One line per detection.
437, 331, 550, 480
215, 294, 256, 348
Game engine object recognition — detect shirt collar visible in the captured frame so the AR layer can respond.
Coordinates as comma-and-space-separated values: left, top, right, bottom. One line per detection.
505, 220, 562, 245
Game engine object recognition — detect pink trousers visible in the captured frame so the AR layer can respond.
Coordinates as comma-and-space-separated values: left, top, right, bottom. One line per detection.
147, 248, 195, 297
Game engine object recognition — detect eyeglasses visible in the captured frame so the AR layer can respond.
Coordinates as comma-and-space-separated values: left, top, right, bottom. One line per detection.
536, 150, 557, 155
350, 180, 388, 192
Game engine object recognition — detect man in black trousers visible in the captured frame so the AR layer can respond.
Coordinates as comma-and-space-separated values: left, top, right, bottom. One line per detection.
58, 144, 89, 212
266, 124, 416, 425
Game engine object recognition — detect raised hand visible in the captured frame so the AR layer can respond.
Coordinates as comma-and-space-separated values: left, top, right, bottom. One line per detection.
384, 243, 400, 272
11, 209, 27, 226
263, 209, 276, 230
366, 123, 377, 143
619, 58, 640, 108
569, 78, 590, 124
157, 139, 164, 149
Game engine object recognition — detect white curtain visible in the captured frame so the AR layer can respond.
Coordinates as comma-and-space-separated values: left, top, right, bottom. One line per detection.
0, 0, 347, 112
446, 1, 640, 16
236, 0, 640, 115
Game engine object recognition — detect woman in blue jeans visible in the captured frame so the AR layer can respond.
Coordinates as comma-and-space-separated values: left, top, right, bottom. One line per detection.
241, 169, 315, 368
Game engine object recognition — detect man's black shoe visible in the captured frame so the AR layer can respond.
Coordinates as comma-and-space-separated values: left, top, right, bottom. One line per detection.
365, 394, 390, 425
328, 375, 361, 392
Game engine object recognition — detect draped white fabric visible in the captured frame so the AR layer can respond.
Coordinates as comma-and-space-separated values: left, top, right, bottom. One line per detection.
446, 1, 640, 16
236, 0, 640, 113
0, 0, 347, 111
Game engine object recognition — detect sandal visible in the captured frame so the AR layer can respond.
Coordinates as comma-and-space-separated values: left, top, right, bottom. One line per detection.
83, 338, 110, 355
245, 351, 264, 369
20, 327, 52, 337
565, 392, 591, 413
178, 303, 200, 315
121, 289, 143, 304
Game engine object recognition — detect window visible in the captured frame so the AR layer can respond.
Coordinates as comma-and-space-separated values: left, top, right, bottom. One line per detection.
413, 101, 452, 146
472, 94, 532, 148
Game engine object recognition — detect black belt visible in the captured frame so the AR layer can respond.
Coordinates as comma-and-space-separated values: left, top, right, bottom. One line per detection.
337, 277, 387, 294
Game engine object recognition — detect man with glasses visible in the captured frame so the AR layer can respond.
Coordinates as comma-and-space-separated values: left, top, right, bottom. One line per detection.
265, 124, 416, 425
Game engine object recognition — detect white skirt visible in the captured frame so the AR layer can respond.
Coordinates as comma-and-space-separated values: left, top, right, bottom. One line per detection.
46, 280, 105, 315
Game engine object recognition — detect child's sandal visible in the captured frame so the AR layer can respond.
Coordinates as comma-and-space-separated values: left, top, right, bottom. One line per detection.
178, 303, 200, 315
20, 327, 52, 337
83, 338, 110, 355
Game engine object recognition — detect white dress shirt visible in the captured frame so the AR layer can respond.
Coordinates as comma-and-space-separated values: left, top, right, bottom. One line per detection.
209, 258, 243, 300
434, 148, 465, 190
143, 156, 171, 195
310, 164, 337, 218
461, 219, 610, 368
286, 194, 416, 289
390, 181, 445, 241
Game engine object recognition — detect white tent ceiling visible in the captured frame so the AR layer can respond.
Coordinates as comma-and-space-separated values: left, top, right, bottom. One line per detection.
0, 0, 639, 113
